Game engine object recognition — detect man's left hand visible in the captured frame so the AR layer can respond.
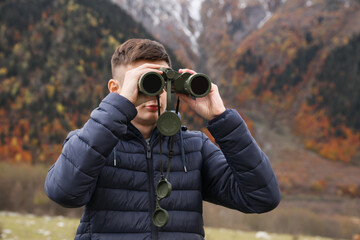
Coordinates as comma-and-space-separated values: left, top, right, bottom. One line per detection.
177, 69, 226, 121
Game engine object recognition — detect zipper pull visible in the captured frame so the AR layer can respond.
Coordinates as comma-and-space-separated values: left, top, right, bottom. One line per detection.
113, 147, 117, 166
146, 141, 151, 159
179, 128, 187, 173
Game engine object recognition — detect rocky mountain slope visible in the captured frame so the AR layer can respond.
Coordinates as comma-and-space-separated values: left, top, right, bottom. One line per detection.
110, 0, 285, 68
112, 0, 360, 164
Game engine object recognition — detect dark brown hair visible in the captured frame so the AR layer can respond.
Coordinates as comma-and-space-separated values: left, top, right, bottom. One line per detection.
111, 38, 171, 77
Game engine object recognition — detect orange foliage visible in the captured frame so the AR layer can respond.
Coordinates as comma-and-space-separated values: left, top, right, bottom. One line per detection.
238, 111, 255, 137
41, 10, 48, 19
310, 179, 327, 193
294, 103, 360, 162
13, 31, 21, 42
337, 183, 359, 198
201, 128, 215, 144
235, 78, 255, 105
0, 137, 32, 163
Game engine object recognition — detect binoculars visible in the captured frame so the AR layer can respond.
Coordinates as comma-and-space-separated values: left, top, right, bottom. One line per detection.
138, 68, 211, 137
139, 69, 211, 227
138, 68, 211, 98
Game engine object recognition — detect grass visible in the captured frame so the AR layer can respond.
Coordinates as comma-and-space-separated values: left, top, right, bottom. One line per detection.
205, 228, 333, 240
0, 211, 335, 240
0, 212, 78, 240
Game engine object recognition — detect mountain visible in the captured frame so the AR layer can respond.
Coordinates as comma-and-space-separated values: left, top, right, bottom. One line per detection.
1, 0, 360, 198
0, 0, 181, 164
111, 0, 360, 164
110, 0, 285, 70
110, 0, 205, 68
231, 0, 360, 163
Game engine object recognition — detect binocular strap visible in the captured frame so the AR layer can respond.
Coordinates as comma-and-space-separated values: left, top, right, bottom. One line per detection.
158, 133, 175, 180
153, 94, 181, 227
156, 95, 180, 179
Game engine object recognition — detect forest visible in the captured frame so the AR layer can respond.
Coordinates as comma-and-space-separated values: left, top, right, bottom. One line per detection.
1, 0, 359, 165
0, 0, 183, 164
228, 0, 360, 163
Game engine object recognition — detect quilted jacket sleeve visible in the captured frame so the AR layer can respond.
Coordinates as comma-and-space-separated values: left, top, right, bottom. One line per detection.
202, 109, 281, 213
45, 93, 137, 208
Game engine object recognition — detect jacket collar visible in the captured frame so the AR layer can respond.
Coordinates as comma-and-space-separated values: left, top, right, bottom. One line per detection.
118, 123, 188, 172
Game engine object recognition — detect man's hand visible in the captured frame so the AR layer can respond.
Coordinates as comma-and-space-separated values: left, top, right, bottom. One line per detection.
177, 69, 226, 121
118, 63, 165, 107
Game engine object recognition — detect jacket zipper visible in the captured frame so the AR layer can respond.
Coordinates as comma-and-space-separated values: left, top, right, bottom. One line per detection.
145, 140, 158, 240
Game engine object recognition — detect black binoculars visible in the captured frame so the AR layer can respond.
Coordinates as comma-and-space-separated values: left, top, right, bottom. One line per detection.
138, 68, 211, 98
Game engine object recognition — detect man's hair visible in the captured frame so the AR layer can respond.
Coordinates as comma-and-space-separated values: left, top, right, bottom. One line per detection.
111, 38, 171, 78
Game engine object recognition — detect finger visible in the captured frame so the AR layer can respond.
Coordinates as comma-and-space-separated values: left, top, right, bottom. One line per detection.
125, 68, 163, 83
128, 67, 163, 76
179, 68, 196, 74
137, 63, 167, 71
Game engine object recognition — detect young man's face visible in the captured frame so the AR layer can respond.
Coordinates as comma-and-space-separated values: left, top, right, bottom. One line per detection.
115, 60, 169, 129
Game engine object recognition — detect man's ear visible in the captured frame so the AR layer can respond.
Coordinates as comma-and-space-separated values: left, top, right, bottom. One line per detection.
108, 79, 121, 93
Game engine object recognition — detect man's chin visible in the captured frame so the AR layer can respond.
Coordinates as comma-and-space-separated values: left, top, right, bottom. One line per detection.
133, 114, 158, 124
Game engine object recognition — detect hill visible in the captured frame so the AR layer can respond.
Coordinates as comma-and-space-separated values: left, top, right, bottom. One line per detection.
111, 0, 360, 164
230, 0, 360, 163
0, 0, 181, 164
1, 0, 360, 199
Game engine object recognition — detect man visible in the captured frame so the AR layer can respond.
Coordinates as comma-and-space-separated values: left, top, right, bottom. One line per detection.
45, 38, 280, 240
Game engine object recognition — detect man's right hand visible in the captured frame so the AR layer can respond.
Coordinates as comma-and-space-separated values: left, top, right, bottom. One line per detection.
118, 63, 165, 107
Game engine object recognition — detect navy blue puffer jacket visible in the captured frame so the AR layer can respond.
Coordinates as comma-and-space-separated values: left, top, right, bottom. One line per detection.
45, 93, 280, 240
